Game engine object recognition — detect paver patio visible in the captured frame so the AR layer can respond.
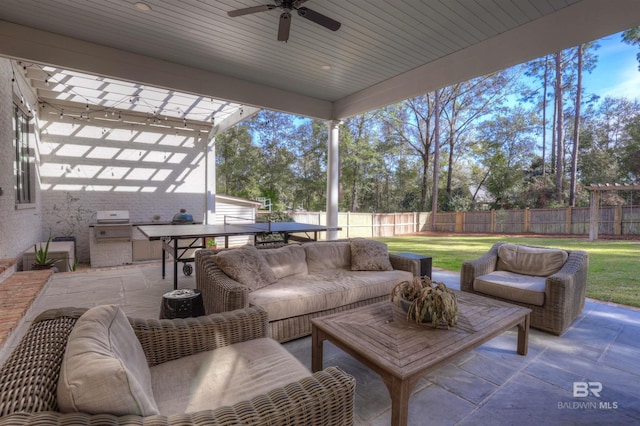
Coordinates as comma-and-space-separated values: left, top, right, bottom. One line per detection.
1, 263, 638, 425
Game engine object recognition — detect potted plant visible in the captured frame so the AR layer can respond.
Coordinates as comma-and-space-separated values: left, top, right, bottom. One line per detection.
32, 237, 61, 271
206, 238, 217, 250
390, 276, 458, 328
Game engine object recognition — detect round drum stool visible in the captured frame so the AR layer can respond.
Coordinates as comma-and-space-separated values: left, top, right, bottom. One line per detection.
159, 288, 205, 319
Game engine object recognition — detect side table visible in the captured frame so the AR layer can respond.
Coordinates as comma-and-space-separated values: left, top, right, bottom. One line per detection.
159, 289, 205, 319
396, 252, 432, 278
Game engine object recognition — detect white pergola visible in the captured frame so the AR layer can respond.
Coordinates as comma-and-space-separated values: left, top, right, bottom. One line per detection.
2, 0, 640, 237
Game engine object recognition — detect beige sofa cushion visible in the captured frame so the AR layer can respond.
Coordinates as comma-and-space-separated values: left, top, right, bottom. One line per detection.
474, 271, 546, 306
260, 244, 308, 279
215, 245, 277, 291
250, 269, 412, 321
304, 241, 351, 272
497, 244, 568, 277
57, 305, 159, 416
150, 337, 310, 415
350, 238, 393, 271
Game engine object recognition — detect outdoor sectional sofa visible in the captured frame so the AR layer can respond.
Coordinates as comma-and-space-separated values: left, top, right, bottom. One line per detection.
0, 306, 355, 425
195, 238, 420, 342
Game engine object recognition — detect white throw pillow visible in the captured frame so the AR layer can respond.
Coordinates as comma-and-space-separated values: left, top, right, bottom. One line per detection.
57, 305, 159, 416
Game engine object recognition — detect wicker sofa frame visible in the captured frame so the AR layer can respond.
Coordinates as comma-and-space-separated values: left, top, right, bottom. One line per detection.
460, 242, 589, 336
195, 241, 420, 343
0, 307, 355, 425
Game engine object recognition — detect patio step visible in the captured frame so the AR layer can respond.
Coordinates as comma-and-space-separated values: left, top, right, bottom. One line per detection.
0, 268, 54, 351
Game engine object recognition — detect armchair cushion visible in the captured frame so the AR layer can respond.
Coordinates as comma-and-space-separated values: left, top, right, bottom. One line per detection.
350, 238, 393, 271
260, 244, 308, 279
150, 337, 310, 415
474, 271, 546, 306
497, 244, 568, 277
215, 245, 277, 291
57, 305, 159, 416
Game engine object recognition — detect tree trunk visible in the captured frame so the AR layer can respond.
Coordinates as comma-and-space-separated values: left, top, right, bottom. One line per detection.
555, 51, 565, 204
570, 45, 583, 207
431, 90, 441, 231
542, 55, 549, 177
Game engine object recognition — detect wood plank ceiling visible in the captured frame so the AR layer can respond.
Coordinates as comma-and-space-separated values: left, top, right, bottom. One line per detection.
1, 0, 640, 121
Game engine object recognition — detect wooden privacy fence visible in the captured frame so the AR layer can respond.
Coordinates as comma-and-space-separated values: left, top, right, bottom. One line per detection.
289, 206, 640, 238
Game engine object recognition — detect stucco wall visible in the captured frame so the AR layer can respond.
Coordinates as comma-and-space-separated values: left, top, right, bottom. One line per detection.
0, 59, 42, 261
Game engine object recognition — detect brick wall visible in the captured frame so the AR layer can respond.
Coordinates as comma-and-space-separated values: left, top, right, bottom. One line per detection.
38, 108, 210, 263
0, 59, 42, 261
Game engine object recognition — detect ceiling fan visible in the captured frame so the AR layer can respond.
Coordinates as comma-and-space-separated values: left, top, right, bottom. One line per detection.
227, 0, 341, 42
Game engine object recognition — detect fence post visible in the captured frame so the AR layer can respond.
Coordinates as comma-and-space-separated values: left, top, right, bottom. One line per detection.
565, 207, 572, 235
524, 208, 530, 233
614, 205, 622, 236
455, 212, 463, 233
491, 210, 496, 233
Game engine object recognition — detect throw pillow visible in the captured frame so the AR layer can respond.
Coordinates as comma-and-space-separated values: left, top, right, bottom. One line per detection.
57, 305, 159, 416
497, 244, 568, 277
260, 244, 308, 279
215, 245, 278, 290
350, 238, 393, 271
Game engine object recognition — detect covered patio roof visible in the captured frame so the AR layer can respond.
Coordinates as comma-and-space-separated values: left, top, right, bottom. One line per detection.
2, 0, 640, 121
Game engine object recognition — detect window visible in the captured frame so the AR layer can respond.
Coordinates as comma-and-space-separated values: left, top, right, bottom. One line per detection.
14, 104, 34, 204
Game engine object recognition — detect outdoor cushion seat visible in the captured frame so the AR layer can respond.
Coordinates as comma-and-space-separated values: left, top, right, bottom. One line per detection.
473, 270, 546, 306
461, 242, 589, 335
0, 306, 355, 425
250, 269, 412, 321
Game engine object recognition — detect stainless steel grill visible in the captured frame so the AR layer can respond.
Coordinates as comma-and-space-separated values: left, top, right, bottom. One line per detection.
94, 210, 131, 242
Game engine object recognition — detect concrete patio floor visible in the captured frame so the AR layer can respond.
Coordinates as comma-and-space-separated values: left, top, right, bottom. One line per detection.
2, 262, 639, 425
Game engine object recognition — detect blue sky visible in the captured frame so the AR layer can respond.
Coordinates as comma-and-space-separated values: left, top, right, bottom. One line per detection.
582, 31, 640, 101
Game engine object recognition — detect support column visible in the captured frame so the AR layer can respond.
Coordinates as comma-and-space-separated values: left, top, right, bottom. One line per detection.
326, 120, 340, 240
205, 135, 216, 225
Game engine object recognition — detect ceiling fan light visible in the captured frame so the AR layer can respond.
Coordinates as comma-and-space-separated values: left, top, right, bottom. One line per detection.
133, 2, 152, 12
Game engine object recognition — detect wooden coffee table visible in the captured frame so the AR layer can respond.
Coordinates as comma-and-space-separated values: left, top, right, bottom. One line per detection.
311, 291, 531, 426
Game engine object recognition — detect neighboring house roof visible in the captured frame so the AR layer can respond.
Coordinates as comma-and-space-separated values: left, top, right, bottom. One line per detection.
470, 185, 495, 204
216, 194, 262, 208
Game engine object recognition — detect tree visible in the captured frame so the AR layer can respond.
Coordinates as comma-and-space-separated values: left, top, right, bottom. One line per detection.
569, 44, 583, 206
291, 119, 327, 211
471, 108, 538, 208
215, 124, 262, 198
247, 111, 298, 209
622, 27, 640, 70
554, 51, 565, 204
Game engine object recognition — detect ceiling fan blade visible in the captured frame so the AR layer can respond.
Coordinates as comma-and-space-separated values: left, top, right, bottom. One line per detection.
296, 7, 341, 31
227, 5, 274, 17
278, 12, 291, 41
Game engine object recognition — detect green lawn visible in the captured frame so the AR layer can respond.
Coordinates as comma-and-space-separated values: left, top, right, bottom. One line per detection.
377, 235, 640, 308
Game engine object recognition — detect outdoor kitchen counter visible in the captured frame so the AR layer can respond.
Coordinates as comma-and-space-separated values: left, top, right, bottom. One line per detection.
89, 222, 204, 267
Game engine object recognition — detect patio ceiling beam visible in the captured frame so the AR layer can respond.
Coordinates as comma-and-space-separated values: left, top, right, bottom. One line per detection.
0, 20, 333, 121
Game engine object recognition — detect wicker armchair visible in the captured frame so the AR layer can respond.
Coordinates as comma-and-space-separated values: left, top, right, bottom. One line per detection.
0, 307, 355, 425
461, 242, 589, 335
